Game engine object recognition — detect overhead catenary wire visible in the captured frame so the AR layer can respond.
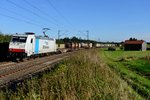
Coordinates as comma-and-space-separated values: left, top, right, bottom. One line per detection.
7, 0, 58, 27
0, 13, 43, 28
46, 0, 74, 28
78, 30, 90, 40
23, 0, 60, 26
0, 6, 45, 26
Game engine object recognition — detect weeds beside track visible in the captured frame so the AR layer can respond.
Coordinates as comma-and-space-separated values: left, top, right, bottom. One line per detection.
0, 52, 72, 88
0, 49, 142, 100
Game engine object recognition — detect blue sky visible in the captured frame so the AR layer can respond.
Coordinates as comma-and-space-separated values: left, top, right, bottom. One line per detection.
0, 0, 150, 42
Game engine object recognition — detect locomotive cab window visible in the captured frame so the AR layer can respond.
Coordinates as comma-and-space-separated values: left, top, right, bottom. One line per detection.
31, 39, 33, 43
11, 36, 27, 43
20, 37, 27, 42
11, 36, 19, 42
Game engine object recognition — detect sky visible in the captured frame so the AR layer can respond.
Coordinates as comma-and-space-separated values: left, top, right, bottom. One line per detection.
0, 0, 150, 42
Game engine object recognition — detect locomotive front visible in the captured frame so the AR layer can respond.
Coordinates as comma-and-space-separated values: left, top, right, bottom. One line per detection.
9, 34, 27, 60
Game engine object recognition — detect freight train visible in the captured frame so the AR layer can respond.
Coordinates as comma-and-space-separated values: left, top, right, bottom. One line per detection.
8, 32, 57, 60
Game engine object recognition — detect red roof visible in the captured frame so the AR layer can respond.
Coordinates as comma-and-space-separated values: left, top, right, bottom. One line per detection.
124, 40, 144, 44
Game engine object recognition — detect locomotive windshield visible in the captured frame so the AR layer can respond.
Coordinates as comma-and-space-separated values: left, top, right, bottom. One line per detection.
11, 36, 27, 43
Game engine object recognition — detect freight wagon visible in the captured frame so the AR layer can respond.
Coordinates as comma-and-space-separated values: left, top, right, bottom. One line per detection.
9, 32, 56, 60
0, 42, 9, 60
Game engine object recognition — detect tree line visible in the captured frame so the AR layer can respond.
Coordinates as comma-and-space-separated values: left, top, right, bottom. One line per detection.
56, 36, 97, 44
0, 33, 11, 43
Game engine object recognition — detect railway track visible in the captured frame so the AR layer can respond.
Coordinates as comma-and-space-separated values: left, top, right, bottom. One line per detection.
0, 62, 15, 68
0, 52, 73, 88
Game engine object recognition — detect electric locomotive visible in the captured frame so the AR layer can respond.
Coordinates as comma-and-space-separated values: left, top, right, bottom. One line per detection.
9, 32, 57, 60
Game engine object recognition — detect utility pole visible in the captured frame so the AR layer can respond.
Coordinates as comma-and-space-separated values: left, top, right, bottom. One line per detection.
57, 30, 68, 41
58, 30, 61, 40
86, 30, 90, 48
98, 38, 100, 42
58, 30, 61, 47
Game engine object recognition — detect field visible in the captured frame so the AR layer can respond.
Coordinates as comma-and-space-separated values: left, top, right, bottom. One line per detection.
102, 49, 150, 98
0, 49, 143, 100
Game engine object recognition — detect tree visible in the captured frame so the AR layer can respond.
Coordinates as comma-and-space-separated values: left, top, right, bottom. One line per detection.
0, 34, 11, 43
129, 37, 137, 41
63, 37, 70, 43
71, 36, 79, 42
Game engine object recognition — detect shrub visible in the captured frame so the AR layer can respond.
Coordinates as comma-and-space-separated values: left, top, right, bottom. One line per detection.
108, 47, 116, 51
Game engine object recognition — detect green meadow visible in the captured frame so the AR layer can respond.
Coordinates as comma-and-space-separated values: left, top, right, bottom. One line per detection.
101, 49, 150, 98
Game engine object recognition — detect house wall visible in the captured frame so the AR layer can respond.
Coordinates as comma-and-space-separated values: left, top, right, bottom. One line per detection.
142, 42, 147, 51
124, 44, 142, 51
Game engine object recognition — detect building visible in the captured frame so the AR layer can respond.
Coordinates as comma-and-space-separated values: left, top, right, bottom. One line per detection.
124, 40, 147, 51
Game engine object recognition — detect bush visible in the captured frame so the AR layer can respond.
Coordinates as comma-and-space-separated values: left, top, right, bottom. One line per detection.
120, 46, 124, 50
147, 48, 150, 50
108, 47, 116, 51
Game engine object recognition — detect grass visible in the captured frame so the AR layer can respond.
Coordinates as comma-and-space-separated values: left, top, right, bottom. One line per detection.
101, 49, 150, 99
0, 49, 142, 100
122, 59, 150, 79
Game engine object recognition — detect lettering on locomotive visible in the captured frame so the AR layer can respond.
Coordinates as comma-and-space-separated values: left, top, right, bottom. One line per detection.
43, 45, 49, 49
